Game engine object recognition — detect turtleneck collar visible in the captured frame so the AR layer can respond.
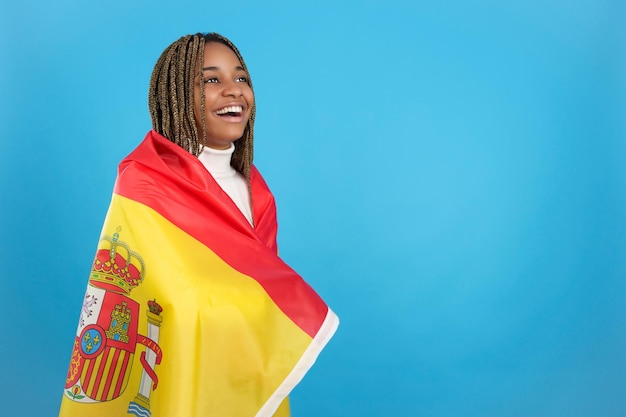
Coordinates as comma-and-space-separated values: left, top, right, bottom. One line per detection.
197, 143, 236, 178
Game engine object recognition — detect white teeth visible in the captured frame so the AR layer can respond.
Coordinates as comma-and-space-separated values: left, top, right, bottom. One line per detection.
216, 105, 243, 115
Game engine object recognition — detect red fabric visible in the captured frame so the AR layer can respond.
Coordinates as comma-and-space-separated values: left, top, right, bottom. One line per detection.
114, 131, 327, 338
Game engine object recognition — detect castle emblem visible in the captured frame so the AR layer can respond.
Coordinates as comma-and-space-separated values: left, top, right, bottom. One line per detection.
64, 227, 163, 416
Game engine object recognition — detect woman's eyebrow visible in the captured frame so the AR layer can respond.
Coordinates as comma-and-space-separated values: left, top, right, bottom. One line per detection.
202, 66, 246, 71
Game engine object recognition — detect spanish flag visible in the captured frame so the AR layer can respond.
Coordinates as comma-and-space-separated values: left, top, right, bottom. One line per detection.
59, 131, 339, 417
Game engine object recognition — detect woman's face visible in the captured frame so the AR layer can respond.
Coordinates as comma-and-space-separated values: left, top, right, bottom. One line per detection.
193, 41, 254, 150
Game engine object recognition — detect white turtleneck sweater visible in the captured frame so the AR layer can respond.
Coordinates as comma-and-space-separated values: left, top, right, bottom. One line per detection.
197, 144, 253, 226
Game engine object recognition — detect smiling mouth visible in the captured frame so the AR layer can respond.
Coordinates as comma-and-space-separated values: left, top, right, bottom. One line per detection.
215, 105, 243, 117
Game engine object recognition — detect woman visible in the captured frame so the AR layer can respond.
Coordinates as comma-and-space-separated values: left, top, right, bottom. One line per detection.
59, 32, 338, 417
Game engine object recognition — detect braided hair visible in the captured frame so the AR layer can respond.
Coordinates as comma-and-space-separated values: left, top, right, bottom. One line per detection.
148, 33, 255, 181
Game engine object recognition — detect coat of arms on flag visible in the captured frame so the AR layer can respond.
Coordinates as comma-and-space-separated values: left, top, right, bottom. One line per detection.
63, 227, 163, 416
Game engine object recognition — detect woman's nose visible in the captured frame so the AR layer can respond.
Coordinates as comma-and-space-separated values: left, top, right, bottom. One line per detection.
222, 80, 243, 97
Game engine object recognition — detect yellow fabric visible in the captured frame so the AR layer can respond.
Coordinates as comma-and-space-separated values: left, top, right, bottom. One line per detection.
59, 195, 311, 416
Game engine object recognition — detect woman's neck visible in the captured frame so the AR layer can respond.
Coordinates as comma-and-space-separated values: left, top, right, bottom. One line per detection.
197, 143, 236, 178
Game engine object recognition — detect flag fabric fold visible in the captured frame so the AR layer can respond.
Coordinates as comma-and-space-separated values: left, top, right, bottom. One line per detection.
59, 130, 338, 417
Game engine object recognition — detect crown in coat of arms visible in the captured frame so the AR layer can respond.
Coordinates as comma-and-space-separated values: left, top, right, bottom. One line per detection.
89, 227, 146, 294
148, 299, 163, 316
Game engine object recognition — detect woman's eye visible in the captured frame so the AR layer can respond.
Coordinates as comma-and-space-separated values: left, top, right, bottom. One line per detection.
236, 76, 248, 83
204, 77, 219, 84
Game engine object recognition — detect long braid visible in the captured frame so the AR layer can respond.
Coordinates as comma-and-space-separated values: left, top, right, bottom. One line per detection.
197, 36, 207, 155
181, 35, 202, 155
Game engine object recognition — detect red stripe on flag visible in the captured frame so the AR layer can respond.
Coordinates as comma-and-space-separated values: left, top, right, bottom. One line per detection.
90, 347, 110, 398
83, 358, 96, 397
113, 351, 130, 398
101, 348, 121, 400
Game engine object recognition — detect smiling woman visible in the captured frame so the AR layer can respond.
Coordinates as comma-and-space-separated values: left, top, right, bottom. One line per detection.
148, 33, 255, 174
57, 32, 338, 417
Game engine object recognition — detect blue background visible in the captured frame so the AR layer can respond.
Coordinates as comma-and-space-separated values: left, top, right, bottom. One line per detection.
1, 0, 625, 415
